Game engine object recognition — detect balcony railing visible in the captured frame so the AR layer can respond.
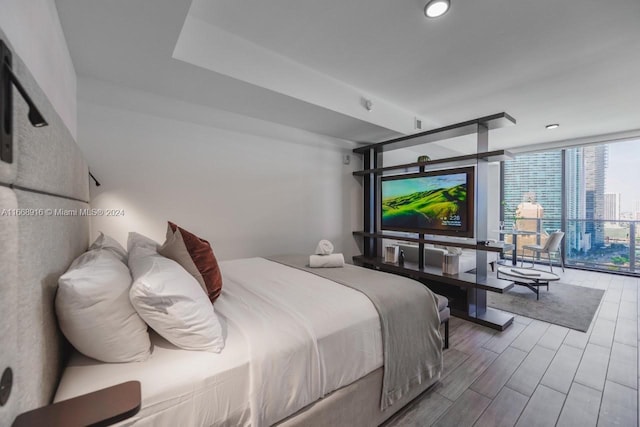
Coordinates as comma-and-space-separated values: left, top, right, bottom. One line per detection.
500, 217, 639, 276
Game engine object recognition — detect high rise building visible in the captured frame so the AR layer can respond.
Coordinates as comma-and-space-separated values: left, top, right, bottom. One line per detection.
604, 193, 621, 223
583, 145, 608, 246
503, 151, 563, 232
564, 145, 608, 249
503, 152, 563, 257
565, 148, 586, 252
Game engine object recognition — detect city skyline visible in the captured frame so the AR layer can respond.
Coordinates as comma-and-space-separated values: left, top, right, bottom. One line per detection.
504, 139, 640, 217
503, 145, 608, 251
503, 139, 638, 273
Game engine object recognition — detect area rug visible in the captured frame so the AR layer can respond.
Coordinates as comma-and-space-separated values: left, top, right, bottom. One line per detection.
487, 282, 604, 332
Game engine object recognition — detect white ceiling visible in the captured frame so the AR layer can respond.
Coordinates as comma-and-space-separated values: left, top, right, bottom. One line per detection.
56, 0, 640, 150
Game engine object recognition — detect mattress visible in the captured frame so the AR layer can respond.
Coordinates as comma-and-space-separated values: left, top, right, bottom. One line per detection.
55, 258, 383, 426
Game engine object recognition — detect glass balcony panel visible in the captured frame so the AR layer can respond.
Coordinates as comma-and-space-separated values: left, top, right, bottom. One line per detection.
498, 217, 639, 275
565, 219, 636, 274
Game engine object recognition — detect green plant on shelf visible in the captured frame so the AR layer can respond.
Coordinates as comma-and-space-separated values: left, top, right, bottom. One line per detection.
501, 201, 522, 229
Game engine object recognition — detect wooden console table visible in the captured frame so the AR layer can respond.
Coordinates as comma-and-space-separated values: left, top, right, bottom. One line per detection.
354, 255, 515, 330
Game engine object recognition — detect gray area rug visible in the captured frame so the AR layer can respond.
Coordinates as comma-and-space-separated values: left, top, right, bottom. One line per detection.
487, 282, 604, 332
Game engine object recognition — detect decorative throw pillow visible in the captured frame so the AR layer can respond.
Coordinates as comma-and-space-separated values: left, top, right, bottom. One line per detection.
159, 222, 223, 302
128, 249, 225, 352
89, 232, 128, 263
56, 249, 151, 362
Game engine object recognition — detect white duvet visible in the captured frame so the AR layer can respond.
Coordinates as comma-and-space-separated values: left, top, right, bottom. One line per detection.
55, 258, 383, 426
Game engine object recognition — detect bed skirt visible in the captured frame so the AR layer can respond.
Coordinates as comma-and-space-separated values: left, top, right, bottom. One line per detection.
275, 367, 439, 427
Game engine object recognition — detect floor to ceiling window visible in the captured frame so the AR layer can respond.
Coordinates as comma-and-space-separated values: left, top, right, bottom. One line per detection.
502, 139, 640, 275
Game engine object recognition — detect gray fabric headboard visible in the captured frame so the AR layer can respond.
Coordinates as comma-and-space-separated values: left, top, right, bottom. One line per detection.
0, 32, 90, 425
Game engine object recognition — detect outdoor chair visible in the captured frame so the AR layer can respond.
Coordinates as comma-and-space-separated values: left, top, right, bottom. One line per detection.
521, 230, 565, 273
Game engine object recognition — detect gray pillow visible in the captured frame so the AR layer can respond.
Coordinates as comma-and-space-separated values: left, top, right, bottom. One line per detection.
89, 232, 127, 263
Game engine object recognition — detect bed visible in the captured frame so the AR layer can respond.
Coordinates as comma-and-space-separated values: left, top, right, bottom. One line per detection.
0, 33, 443, 427
54, 257, 443, 426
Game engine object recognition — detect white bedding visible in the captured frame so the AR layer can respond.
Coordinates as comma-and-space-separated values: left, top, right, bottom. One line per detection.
55, 258, 383, 426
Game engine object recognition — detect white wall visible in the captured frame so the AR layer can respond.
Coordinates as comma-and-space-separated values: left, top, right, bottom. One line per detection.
174, 13, 424, 135
0, 0, 77, 137
77, 79, 361, 261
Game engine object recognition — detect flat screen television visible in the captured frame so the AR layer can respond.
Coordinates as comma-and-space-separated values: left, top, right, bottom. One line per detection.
380, 166, 475, 237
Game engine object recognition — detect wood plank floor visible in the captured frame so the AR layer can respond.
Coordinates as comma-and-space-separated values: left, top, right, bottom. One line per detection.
384, 268, 640, 427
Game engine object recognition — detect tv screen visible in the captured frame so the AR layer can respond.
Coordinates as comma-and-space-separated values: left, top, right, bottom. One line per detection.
380, 167, 474, 237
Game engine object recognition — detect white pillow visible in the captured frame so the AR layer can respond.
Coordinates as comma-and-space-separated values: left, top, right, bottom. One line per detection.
56, 249, 151, 362
446, 246, 464, 255
128, 250, 225, 352
127, 231, 159, 255
89, 232, 127, 263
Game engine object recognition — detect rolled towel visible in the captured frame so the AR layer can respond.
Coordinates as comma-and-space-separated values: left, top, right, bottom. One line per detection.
315, 239, 334, 255
309, 253, 344, 268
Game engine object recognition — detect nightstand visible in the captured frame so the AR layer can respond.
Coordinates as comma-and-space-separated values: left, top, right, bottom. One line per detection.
12, 381, 141, 427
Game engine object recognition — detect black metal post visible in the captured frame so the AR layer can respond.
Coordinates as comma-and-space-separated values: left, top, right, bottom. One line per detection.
474, 123, 489, 317
363, 149, 375, 258
1, 40, 12, 163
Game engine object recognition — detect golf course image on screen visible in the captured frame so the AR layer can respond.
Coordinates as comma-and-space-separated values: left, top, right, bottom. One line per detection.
381, 172, 468, 232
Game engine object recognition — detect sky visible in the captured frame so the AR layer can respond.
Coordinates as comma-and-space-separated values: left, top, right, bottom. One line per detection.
382, 173, 467, 199
605, 139, 640, 213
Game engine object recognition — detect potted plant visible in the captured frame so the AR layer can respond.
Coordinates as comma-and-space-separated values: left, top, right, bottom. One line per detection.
501, 201, 522, 230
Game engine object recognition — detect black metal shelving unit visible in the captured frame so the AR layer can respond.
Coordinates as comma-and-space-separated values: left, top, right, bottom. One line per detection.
352, 112, 517, 330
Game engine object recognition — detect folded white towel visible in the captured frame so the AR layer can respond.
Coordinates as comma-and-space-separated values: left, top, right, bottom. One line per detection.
309, 253, 344, 268
315, 239, 334, 255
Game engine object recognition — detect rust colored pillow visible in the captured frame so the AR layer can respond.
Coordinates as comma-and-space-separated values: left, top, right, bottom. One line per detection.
159, 222, 222, 302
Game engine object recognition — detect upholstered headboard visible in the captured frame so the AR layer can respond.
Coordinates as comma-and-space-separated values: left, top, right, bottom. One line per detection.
0, 32, 90, 425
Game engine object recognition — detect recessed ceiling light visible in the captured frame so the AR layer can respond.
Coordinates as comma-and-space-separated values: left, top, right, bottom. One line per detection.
424, 0, 450, 18
545, 123, 560, 130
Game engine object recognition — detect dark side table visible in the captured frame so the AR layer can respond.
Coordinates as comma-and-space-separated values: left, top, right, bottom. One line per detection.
13, 381, 141, 427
